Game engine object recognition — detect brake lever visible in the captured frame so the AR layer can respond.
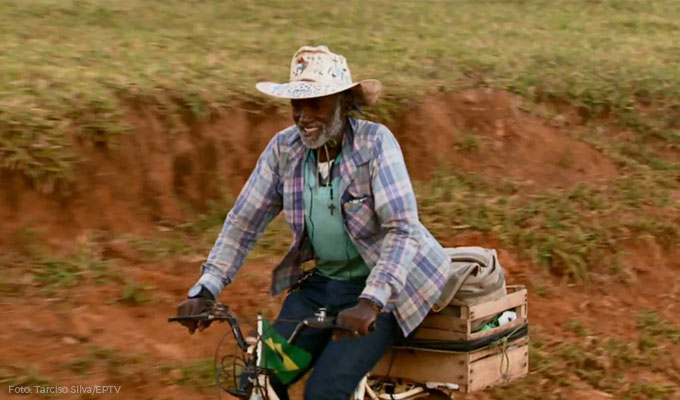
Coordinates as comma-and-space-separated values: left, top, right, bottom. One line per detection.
307, 308, 377, 333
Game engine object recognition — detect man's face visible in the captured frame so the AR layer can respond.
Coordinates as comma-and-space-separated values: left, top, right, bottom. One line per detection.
292, 93, 345, 149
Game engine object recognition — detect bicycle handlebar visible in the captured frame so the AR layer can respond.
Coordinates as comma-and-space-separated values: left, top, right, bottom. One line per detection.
168, 302, 356, 348
168, 302, 372, 398
168, 302, 248, 349
286, 308, 356, 344
167, 314, 219, 322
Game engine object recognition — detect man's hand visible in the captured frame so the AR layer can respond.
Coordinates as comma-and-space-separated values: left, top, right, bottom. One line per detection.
176, 288, 214, 334
335, 299, 380, 339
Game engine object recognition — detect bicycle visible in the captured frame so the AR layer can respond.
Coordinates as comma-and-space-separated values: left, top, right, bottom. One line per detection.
169, 301, 454, 399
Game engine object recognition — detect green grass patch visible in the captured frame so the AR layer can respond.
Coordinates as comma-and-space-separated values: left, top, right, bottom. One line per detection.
88, 345, 143, 377
65, 356, 95, 375
637, 311, 680, 353
416, 168, 680, 279
249, 216, 295, 259
110, 191, 237, 263
7, 227, 118, 291
530, 282, 548, 297
566, 319, 592, 338
35, 247, 115, 289
172, 358, 216, 392
116, 190, 291, 262
3, 0, 680, 189
119, 233, 193, 262
0, 364, 55, 394
117, 283, 153, 306
624, 383, 676, 400
455, 133, 481, 153
419, 174, 607, 279
492, 328, 679, 400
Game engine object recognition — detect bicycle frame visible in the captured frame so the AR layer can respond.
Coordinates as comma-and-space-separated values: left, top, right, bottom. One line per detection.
169, 303, 436, 400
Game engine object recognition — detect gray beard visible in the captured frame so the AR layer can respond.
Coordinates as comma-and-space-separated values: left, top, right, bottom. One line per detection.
298, 103, 344, 149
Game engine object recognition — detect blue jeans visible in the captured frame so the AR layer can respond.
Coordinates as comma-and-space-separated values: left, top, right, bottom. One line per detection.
269, 273, 403, 400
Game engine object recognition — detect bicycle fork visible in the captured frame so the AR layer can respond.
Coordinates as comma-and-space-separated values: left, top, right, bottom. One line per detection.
248, 313, 281, 400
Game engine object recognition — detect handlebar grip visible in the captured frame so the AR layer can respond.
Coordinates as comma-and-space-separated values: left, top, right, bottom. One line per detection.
168, 315, 209, 323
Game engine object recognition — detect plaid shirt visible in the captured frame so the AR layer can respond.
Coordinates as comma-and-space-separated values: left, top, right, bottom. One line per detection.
191, 118, 449, 335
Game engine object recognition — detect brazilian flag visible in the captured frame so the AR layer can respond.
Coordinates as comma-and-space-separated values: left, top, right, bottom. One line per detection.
259, 319, 312, 384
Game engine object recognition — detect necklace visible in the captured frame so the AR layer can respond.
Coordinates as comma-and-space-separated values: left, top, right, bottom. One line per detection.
317, 144, 336, 215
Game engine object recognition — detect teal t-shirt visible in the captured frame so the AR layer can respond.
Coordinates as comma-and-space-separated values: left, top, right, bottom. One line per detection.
303, 150, 370, 280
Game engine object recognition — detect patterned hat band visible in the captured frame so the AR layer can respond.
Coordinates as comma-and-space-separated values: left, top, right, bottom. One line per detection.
256, 45, 382, 106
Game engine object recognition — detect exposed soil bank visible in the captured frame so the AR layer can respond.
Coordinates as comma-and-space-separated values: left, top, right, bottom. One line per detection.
0, 89, 618, 243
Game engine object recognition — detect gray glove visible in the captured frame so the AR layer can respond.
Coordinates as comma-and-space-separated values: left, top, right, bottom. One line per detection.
176, 286, 215, 334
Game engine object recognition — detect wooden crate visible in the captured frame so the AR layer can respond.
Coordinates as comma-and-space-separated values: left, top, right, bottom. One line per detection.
371, 285, 529, 392
415, 285, 528, 342
372, 337, 529, 393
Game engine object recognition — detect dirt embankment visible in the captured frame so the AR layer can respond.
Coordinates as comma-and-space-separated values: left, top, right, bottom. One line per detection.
0, 89, 617, 241
3, 90, 678, 400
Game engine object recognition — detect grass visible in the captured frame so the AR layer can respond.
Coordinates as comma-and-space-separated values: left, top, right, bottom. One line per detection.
119, 233, 193, 262
171, 358, 216, 392
33, 232, 116, 290
637, 311, 680, 353
2, 6, 679, 396
88, 345, 143, 377
491, 324, 680, 400
0, 227, 118, 292
566, 319, 592, 338
65, 356, 95, 375
638, 312, 680, 341
416, 171, 679, 280
2, 0, 680, 190
531, 282, 548, 297
115, 191, 291, 263
5, 163, 676, 287
117, 283, 152, 305
0, 1, 677, 286
625, 383, 675, 400
456, 133, 481, 152
73, 164, 677, 282
0, 365, 54, 394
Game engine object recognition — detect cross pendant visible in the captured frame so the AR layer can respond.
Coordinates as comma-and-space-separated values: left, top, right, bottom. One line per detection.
328, 203, 336, 215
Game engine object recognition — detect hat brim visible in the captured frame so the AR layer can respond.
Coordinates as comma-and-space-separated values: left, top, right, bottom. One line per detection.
256, 79, 381, 106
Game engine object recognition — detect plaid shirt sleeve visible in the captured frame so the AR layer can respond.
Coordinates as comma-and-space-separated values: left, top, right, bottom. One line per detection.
359, 126, 420, 308
191, 135, 283, 297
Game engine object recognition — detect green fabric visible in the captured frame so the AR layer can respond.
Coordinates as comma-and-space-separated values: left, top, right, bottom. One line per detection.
259, 319, 311, 384
304, 150, 371, 280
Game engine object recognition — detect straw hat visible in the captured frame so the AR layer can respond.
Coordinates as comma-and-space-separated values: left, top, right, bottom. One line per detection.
256, 45, 382, 106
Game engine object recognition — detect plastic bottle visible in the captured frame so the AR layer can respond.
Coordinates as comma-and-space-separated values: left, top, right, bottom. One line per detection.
497, 311, 517, 326
478, 311, 517, 332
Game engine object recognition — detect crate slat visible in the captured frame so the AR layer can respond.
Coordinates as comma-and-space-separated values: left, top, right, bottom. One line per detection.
468, 342, 529, 392
467, 289, 527, 321
372, 338, 529, 393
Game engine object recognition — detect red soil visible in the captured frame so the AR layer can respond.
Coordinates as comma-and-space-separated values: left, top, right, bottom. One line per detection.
1, 91, 677, 400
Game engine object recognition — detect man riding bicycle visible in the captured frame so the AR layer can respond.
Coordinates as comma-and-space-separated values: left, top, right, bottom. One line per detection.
176, 45, 450, 400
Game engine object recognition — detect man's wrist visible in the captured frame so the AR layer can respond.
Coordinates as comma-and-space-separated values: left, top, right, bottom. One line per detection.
188, 285, 215, 300
360, 283, 391, 310
359, 298, 382, 314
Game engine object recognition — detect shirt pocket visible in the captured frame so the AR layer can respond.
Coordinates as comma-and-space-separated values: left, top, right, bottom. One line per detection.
342, 195, 380, 239
345, 163, 372, 199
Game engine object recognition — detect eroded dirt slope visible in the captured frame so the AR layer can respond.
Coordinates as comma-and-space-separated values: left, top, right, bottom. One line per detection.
1, 91, 678, 400
1, 89, 618, 240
